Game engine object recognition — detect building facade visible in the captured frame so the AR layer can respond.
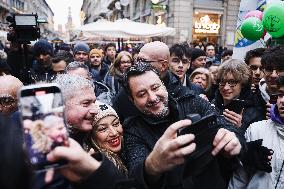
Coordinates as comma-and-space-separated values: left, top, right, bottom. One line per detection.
81, 0, 241, 48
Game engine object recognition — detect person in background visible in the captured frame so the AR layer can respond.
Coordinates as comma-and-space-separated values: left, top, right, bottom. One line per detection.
205, 44, 221, 67
103, 43, 116, 65
259, 46, 284, 119
208, 63, 220, 100
73, 42, 90, 64
168, 43, 204, 95
51, 51, 74, 75
29, 39, 54, 83
65, 61, 111, 103
187, 48, 207, 75
212, 59, 265, 134
89, 48, 109, 82
90, 101, 127, 175
221, 49, 233, 63
244, 48, 266, 91
0, 75, 23, 116
104, 51, 133, 96
228, 76, 284, 189
189, 68, 212, 99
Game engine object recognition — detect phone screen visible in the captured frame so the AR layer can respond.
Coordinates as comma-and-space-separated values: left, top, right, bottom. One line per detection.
225, 99, 245, 114
19, 84, 69, 171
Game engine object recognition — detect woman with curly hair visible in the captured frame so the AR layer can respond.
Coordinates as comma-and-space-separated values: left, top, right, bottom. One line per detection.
90, 101, 127, 175
212, 59, 265, 134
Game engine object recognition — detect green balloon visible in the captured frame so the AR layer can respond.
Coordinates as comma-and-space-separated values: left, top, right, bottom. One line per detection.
241, 17, 264, 41
263, 1, 284, 38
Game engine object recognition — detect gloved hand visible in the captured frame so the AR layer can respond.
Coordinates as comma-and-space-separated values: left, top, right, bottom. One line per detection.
241, 139, 273, 173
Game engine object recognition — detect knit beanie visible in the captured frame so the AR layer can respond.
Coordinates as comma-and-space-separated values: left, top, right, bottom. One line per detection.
191, 48, 206, 62
90, 48, 103, 57
73, 42, 90, 54
93, 101, 119, 126
33, 39, 53, 56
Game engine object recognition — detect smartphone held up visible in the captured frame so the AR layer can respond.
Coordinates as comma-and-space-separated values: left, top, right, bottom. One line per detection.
18, 83, 69, 171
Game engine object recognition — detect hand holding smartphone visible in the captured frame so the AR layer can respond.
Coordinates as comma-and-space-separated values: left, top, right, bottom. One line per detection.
19, 83, 69, 171
178, 114, 219, 176
224, 99, 245, 114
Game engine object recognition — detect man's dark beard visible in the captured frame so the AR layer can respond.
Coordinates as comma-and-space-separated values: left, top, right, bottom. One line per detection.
142, 97, 169, 119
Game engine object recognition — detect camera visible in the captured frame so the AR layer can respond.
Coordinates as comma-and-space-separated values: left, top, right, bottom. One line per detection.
6, 14, 40, 43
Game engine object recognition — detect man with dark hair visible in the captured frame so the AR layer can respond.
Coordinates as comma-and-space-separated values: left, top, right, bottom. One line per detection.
205, 44, 221, 67
29, 39, 55, 83
52, 51, 74, 75
244, 48, 266, 87
259, 46, 284, 118
123, 62, 245, 189
113, 41, 191, 122
103, 43, 116, 65
169, 43, 204, 94
187, 48, 207, 75
221, 49, 233, 63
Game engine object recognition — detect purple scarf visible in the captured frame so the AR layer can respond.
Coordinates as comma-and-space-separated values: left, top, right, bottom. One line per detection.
270, 104, 284, 125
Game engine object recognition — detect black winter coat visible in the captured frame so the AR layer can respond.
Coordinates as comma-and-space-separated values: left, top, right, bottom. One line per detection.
123, 89, 246, 189
212, 87, 265, 135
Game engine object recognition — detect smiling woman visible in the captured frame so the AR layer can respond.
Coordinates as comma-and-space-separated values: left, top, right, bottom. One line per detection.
90, 101, 127, 175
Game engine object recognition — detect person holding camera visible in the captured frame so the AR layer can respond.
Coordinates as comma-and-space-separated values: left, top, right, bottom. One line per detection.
122, 62, 245, 189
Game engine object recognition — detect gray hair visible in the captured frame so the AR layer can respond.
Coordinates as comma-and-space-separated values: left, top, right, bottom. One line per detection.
65, 61, 90, 73
52, 74, 94, 102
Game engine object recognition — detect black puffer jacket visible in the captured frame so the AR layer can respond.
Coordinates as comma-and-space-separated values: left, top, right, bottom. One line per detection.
123, 89, 246, 189
212, 86, 265, 135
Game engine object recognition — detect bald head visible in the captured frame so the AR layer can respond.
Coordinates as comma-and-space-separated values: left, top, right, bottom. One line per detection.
0, 75, 23, 115
140, 41, 170, 61
139, 41, 170, 77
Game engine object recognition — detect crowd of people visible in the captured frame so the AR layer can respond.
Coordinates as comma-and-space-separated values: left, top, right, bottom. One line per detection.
0, 37, 284, 189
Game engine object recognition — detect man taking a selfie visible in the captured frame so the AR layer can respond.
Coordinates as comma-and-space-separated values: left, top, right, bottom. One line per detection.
123, 62, 245, 189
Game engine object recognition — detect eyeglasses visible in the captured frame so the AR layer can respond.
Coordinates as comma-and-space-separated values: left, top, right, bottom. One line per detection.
218, 80, 240, 87
0, 95, 17, 108
171, 58, 190, 65
249, 65, 263, 72
263, 67, 284, 76
135, 57, 166, 64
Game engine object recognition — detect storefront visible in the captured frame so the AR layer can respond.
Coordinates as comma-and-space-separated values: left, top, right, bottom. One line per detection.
192, 13, 221, 44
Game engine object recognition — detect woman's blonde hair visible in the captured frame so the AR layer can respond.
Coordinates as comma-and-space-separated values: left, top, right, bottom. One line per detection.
189, 67, 212, 92
109, 51, 133, 76
30, 120, 52, 153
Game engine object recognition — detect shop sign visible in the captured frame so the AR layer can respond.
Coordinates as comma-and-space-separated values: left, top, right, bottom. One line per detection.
194, 15, 220, 34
